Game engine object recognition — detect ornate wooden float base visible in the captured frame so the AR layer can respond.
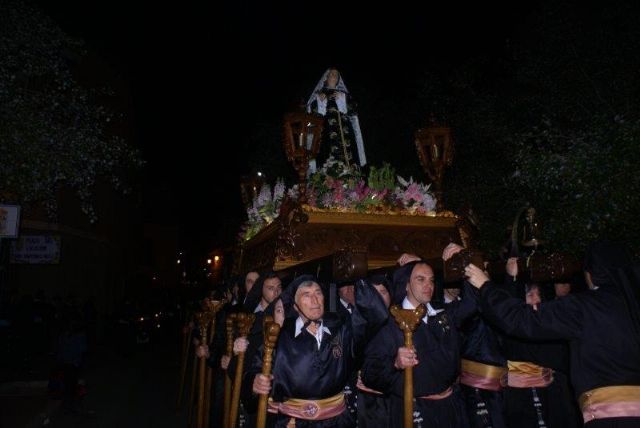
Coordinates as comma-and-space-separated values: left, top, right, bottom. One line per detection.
239, 206, 464, 275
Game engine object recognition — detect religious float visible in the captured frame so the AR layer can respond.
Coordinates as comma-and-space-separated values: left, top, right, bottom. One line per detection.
233, 108, 472, 280
233, 68, 578, 283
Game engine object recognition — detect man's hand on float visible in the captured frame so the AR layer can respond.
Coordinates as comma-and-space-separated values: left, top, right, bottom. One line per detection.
397, 253, 421, 266
506, 257, 519, 278
442, 243, 464, 261
464, 263, 490, 289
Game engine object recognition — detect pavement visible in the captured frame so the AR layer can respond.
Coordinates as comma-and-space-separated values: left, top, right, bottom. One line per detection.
1, 336, 191, 428
0, 348, 61, 428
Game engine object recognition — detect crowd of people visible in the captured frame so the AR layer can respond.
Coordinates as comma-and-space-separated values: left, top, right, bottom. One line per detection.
188, 239, 640, 427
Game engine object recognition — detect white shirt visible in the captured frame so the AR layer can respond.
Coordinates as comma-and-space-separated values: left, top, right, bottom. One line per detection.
444, 294, 461, 304
340, 298, 353, 314
402, 297, 443, 324
295, 317, 331, 349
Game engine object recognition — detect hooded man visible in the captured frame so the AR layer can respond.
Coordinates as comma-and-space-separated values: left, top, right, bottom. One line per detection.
252, 274, 387, 427
463, 240, 640, 428
360, 257, 477, 427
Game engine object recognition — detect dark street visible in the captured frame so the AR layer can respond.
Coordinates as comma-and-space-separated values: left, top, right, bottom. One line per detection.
2, 336, 191, 428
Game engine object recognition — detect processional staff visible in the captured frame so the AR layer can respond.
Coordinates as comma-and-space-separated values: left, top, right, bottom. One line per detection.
177, 317, 194, 410
187, 325, 199, 427
223, 313, 236, 428
204, 299, 226, 428
256, 315, 281, 428
194, 310, 214, 428
391, 304, 427, 428
229, 312, 256, 428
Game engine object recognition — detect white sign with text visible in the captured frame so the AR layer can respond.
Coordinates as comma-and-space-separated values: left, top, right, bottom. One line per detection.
10, 235, 61, 264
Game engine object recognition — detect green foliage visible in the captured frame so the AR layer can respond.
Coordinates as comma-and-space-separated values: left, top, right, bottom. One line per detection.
0, 0, 143, 222
439, 2, 640, 257
509, 117, 640, 254
368, 163, 396, 191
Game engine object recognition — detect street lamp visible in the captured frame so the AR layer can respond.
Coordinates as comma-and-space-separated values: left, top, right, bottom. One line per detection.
282, 111, 324, 203
414, 115, 454, 211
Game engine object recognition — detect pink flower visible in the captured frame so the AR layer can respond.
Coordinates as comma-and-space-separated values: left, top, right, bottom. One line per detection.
404, 183, 424, 203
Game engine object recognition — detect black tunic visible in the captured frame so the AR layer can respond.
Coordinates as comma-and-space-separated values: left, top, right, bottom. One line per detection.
253, 280, 387, 427
460, 313, 508, 428
361, 284, 477, 427
479, 282, 640, 427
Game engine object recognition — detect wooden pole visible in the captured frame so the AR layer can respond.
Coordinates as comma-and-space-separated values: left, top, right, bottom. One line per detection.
195, 311, 213, 428
390, 304, 426, 428
229, 312, 256, 428
256, 316, 280, 428
223, 314, 236, 428
204, 300, 225, 428
187, 341, 198, 427
176, 318, 193, 410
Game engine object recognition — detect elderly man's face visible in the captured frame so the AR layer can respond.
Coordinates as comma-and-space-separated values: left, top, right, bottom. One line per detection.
406, 263, 435, 306
295, 282, 324, 321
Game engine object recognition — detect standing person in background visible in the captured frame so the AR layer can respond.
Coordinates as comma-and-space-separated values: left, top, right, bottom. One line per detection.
241, 271, 260, 307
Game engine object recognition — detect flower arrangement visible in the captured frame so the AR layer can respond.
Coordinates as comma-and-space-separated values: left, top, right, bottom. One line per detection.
240, 178, 286, 241
240, 158, 437, 241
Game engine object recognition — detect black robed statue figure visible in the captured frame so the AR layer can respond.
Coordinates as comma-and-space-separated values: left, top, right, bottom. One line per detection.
306, 68, 367, 173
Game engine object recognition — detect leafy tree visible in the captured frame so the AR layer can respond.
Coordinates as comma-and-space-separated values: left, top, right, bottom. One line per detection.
442, 1, 640, 256
0, 0, 143, 223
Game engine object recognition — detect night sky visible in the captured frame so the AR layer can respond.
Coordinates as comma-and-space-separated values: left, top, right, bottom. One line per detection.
34, 0, 532, 254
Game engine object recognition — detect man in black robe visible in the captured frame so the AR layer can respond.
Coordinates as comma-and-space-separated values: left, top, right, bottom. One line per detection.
252, 275, 387, 427
499, 275, 578, 428
360, 257, 476, 427
457, 282, 508, 428
228, 272, 283, 427
461, 240, 640, 428
357, 274, 393, 428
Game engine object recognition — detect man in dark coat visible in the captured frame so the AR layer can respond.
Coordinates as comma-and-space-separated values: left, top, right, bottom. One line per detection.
252, 275, 387, 427
462, 241, 640, 428
357, 274, 393, 428
360, 257, 477, 427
